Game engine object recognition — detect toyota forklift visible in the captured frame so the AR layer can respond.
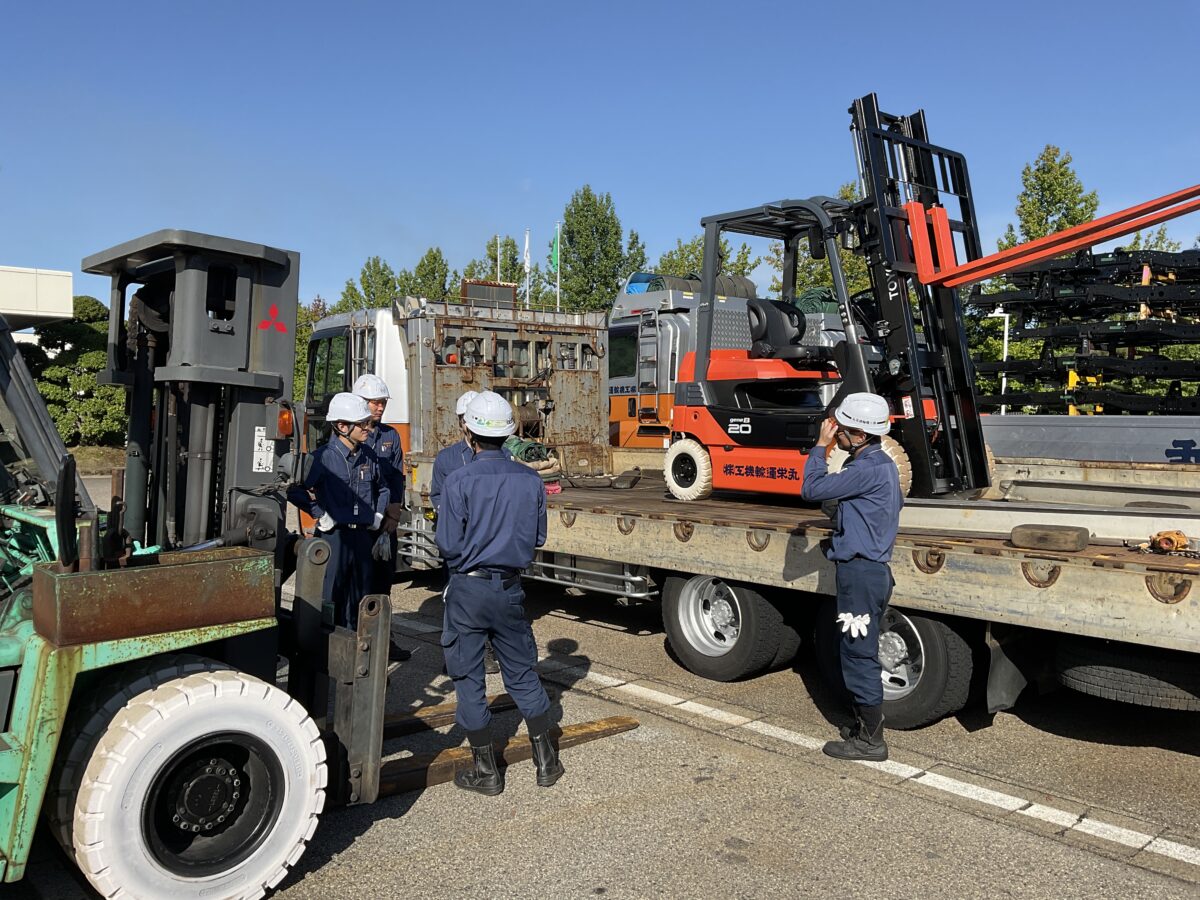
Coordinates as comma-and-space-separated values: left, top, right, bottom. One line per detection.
664, 94, 990, 501
663, 94, 1200, 503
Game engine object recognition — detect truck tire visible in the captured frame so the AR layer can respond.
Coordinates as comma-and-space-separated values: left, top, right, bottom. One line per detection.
68, 661, 326, 900
662, 575, 781, 680
815, 600, 973, 729
1056, 637, 1200, 711
664, 438, 713, 501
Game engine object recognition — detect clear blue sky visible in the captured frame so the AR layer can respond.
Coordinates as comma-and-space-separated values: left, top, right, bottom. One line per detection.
3, 1, 1198, 306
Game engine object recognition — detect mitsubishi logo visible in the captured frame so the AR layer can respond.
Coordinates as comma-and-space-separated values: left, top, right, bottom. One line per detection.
258, 304, 288, 333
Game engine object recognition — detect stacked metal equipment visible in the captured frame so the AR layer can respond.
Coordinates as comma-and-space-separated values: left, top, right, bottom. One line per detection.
973, 248, 1200, 414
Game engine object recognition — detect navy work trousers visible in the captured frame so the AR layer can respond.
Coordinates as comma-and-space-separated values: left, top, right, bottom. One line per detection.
370, 532, 398, 595
321, 527, 374, 629
441, 572, 550, 733
834, 557, 894, 707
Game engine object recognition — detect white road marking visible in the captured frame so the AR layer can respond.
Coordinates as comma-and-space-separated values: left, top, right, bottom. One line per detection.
1148, 837, 1200, 867
913, 772, 1028, 812
741, 720, 825, 751
675, 700, 753, 727
613, 683, 689, 706
1019, 804, 1081, 829
1074, 817, 1154, 850
399, 619, 1200, 871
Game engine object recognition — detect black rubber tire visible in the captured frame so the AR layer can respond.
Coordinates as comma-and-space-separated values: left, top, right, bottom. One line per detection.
1056, 637, 1200, 711
814, 599, 973, 729
662, 575, 781, 681
770, 621, 803, 669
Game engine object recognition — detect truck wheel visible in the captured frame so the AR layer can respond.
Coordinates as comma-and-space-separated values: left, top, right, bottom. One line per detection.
815, 601, 972, 729
1056, 637, 1200, 711
662, 575, 781, 680
664, 438, 713, 501
70, 662, 325, 900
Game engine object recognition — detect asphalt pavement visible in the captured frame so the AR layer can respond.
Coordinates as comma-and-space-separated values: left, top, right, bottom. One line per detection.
17, 570, 1200, 899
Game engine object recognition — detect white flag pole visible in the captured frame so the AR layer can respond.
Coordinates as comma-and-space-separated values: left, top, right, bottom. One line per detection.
523, 228, 531, 310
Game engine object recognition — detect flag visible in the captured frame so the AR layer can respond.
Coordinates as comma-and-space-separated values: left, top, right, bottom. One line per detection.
523, 229, 531, 275
549, 228, 560, 274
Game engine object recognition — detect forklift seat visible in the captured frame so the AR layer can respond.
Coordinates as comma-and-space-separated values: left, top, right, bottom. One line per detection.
746, 298, 809, 359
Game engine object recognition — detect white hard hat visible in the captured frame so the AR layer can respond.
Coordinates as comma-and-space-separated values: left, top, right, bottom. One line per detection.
464, 391, 515, 437
834, 392, 891, 436
352, 373, 390, 400
327, 392, 371, 424
455, 389, 480, 417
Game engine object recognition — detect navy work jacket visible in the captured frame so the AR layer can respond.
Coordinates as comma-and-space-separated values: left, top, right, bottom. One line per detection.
435, 449, 546, 573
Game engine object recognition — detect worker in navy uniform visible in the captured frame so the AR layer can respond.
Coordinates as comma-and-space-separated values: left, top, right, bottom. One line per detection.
801, 392, 903, 762
287, 392, 389, 631
353, 373, 411, 662
430, 389, 499, 674
436, 391, 564, 795
429, 389, 479, 513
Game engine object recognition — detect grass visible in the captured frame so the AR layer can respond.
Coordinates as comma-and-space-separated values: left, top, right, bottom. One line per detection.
68, 445, 126, 475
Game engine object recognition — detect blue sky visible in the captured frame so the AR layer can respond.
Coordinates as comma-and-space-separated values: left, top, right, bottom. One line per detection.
3, 1, 1198, 307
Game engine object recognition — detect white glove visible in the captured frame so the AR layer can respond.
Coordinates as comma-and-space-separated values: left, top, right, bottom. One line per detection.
837, 612, 871, 639
373, 512, 384, 531
317, 512, 336, 533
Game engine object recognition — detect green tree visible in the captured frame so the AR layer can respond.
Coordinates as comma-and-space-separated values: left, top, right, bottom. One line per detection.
293, 295, 328, 402
656, 235, 763, 281
22, 296, 127, 446
464, 235, 524, 284
1119, 226, 1182, 253
997, 145, 1099, 250
624, 229, 648, 276
557, 185, 627, 311
409, 247, 455, 301
333, 256, 400, 313
765, 183, 870, 296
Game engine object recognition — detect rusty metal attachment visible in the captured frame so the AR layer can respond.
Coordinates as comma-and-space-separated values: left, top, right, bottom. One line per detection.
746, 529, 770, 552
616, 515, 637, 536
560, 510, 577, 528
673, 521, 694, 543
912, 548, 946, 574
1021, 560, 1062, 588
1145, 572, 1192, 604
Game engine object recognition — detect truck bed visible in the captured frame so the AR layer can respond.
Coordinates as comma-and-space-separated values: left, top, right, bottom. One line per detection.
544, 474, 1200, 654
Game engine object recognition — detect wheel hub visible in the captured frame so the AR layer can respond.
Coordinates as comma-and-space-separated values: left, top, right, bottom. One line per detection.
879, 631, 908, 673
173, 758, 243, 833
708, 597, 735, 631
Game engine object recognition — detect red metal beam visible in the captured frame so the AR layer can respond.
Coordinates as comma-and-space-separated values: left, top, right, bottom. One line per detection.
906, 183, 1200, 288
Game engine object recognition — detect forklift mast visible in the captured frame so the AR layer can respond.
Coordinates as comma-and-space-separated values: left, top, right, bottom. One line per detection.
848, 93, 989, 496
83, 231, 299, 559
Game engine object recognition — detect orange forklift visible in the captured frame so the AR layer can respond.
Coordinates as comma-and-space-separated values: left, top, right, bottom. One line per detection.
663, 93, 1200, 501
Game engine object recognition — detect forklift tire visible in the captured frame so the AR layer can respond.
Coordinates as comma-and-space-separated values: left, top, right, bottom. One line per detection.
68, 661, 326, 900
815, 599, 972, 729
48, 653, 221, 855
664, 438, 714, 501
826, 436, 912, 497
662, 575, 781, 680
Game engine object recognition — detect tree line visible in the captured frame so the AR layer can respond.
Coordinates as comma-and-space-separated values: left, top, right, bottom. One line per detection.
21, 147, 1199, 443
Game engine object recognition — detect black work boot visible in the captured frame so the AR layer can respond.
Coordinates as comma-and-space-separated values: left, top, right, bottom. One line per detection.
455, 733, 504, 796
823, 704, 888, 762
530, 732, 565, 787
484, 642, 500, 675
